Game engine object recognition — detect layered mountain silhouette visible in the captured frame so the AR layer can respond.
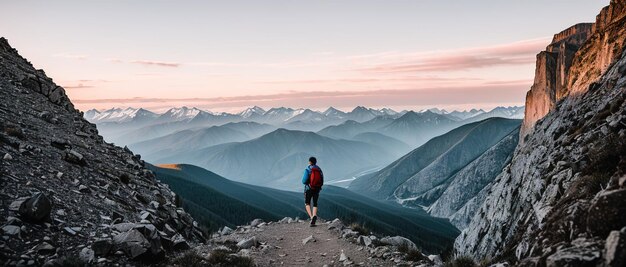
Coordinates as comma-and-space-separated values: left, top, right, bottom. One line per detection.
152, 128, 398, 190
149, 164, 460, 253
349, 118, 521, 229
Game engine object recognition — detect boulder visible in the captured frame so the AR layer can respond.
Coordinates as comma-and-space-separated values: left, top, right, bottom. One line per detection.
587, 189, 626, 237
250, 218, 264, 227
428, 255, 443, 266
328, 218, 344, 230
339, 250, 348, 261
357, 235, 372, 247
237, 236, 258, 249
92, 238, 113, 256
112, 222, 138, 233
113, 229, 151, 260
605, 229, 626, 267
79, 247, 95, 263
2, 225, 21, 236
34, 242, 55, 255
380, 236, 417, 250
302, 235, 316, 245
220, 226, 233, 235
3, 153, 12, 160
341, 229, 359, 239
545, 245, 601, 267
18, 193, 52, 222
171, 233, 190, 250
63, 149, 86, 165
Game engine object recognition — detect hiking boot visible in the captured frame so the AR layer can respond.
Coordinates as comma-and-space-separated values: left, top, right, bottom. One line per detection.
311, 215, 317, 226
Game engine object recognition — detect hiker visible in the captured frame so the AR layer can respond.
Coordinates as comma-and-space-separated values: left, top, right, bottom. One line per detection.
302, 156, 323, 226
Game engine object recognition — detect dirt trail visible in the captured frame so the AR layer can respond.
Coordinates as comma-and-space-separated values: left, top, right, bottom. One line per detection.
210, 219, 393, 266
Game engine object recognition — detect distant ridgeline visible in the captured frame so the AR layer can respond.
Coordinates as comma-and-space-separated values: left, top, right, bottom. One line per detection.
149, 164, 460, 254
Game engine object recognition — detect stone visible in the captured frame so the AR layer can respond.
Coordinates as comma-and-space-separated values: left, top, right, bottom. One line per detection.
339, 250, 348, 261
279, 217, 291, 223
2, 225, 21, 236
18, 193, 52, 222
328, 218, 344, 230
428, 255, 443, 265
63, 227, 77, 236
545, 246, 601, 267
250, 218, 264, 227
91, 238, 113, 256
50, 138, 70, 150
380, 236, 417, 250
586, 189, 626, 237
9, 198, 27, 211
63, 149, 86, 165
79, 247, 95, 263
220, 226, 233, 235
34, 242, 55, 254
3, 153, 12, 160
171, 234, 190, 250
341, 229, 359, 239
302, 235, 316, 245
605, 230, 626, 267
111, 222, 137, 232
237, 236, 258, 249
39, 111, 53, 122
78, 185, 89, 192
357, 235, 372, 247
112, 229, 151, 260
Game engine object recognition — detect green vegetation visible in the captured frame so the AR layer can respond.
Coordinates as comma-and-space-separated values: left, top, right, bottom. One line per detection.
444, 255, 477, 267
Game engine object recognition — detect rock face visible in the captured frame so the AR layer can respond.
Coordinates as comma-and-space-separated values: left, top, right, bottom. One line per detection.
521, 23, 593, 137
350, 117, 520, 230
0, 38, 205, 266
456, 1, 626, 265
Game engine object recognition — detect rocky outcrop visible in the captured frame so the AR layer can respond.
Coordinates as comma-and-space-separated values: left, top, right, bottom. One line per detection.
522, 0, 626, 138
456, 1, 626, 265
521, 23, 593, 137
428, 128, 519, 229
0, 38, 205, 266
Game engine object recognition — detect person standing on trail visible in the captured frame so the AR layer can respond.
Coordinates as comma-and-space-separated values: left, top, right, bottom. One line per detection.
302, 156, 324, 227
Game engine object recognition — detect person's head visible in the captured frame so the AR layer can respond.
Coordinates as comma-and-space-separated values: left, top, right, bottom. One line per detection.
308, 156, 317, 165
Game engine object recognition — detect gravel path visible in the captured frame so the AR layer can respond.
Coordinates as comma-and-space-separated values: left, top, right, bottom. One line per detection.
211, 219, 393, 266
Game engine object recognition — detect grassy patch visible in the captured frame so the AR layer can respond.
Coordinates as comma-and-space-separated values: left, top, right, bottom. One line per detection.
207, 249, 254, 267
444, 255, 477, 267
349, 222, 370, 235
170, 250, 208, 267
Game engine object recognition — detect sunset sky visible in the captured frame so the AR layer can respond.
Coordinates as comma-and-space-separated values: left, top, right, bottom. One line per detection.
0, 0, 608, 113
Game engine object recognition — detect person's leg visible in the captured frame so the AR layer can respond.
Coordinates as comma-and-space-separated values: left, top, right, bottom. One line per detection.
304, 191, 313, 218
312, 192, 319, 217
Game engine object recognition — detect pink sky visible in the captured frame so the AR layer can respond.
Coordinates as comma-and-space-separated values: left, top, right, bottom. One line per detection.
0, 0, 607, 113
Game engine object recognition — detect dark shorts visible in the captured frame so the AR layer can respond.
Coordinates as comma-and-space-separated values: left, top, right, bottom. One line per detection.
304, 188, 320, 207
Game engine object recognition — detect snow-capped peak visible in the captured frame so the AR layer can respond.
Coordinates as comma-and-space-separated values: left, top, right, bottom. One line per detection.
238, 106, 266, 118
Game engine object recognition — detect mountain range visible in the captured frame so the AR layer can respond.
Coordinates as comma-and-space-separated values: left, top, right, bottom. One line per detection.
86, 105, 524, 147
349, 117, 521, 229
149, 163, 460, 253
150, 128, 399, 190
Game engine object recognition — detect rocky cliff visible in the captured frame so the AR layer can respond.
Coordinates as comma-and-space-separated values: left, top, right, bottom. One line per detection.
520, 23, 593, 137
0, 38, 206, 266
456, 1, 626, 266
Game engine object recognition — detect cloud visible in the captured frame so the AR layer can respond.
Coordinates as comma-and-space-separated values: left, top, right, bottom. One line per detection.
63, 83, 94, 89
130, 60, 181, 67
258, 76, 482, 84
352, 37, 550, 74
52, 53, 88, 60
72, 81, 529, 108
61, 79, 110, 89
